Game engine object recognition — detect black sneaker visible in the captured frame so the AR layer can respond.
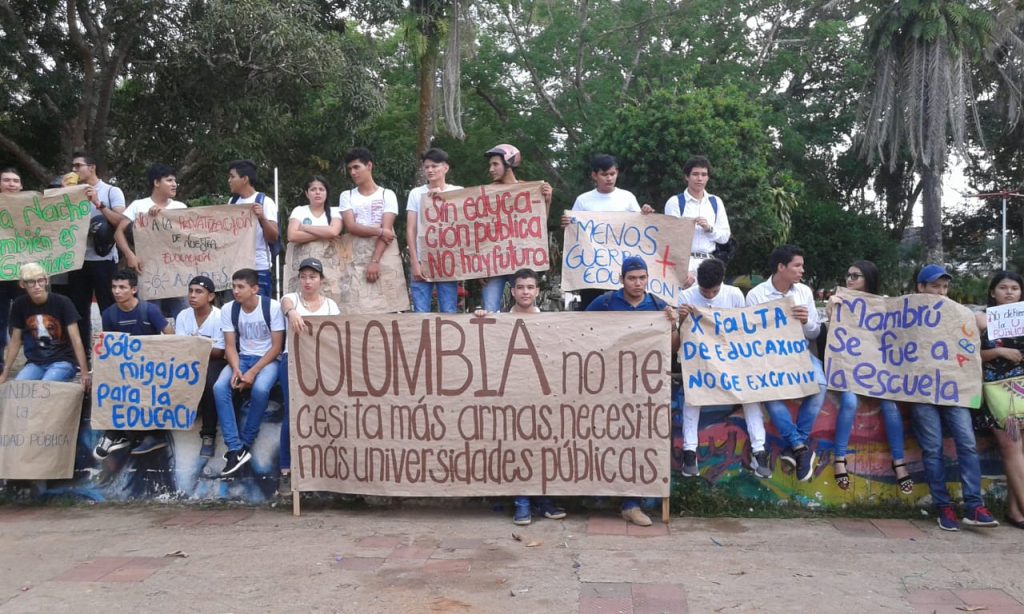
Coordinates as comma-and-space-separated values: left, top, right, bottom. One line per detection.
794, 445, 816, 482
131, 434, 168, 455
779, 448, 796, 469
751, 450, 773, 479
220, 448, 252, 477
681, 450, 699, 477
93, 435, 131, 460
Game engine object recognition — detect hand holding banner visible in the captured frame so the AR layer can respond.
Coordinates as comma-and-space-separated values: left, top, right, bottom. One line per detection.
416, 182, 549, 281
824, 288, 983, 408
0, 185, 91, 280
91, 333, 212, 430
561, 212, 694, 306
679, 298, 820, 405
134, 205, 257, 300
0, 381, 83, 479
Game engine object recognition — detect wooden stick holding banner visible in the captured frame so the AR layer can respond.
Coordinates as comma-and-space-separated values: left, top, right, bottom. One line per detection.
133, 205, 257, 300
679, 298, 820, 405
561, 211, 694, 307
284, 236, 409, 314
824, 288, 983, 408
91, 333, 212, 430
416, 182, 549, 281
0, 381, 83, 479
288, 313, 672, 514
0, 185, 91, 280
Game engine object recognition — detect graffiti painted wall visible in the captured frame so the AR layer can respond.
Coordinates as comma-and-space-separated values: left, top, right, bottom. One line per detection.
5, 383, 1008, 507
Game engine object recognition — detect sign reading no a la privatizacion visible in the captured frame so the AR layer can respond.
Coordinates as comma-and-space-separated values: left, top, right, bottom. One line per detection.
91, 333, 212, 430
416, 182, 549, 281
824, 288, 983, 408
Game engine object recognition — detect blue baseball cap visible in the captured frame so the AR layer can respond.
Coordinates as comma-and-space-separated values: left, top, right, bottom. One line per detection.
621, 256, 648, 277
917, 264, 952, 284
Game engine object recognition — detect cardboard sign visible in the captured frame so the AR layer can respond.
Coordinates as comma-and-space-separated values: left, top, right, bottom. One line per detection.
416, 182, 549, 281
134, 205, 257, 300
679, 298, 819, 405
0, 381, 83, 479
561, 212, 694, 306
986, 301, 1024, 341
0, 185, 91, 280
284, 236, 409, 314
825, 288, 983, 408
91, 333, 212, 430
288, 313, 672, 497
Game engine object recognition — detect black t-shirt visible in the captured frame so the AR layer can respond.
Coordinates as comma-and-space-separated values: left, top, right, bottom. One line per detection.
10, 292, 80, 366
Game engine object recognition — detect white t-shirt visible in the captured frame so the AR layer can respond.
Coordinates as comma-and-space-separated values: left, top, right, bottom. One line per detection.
571, 188, 641, 213
406, 184, 463, 258
220, 297, 286, 357
338, 186, 398, 227
281, 292, 340, 353
746, 279, 820, 341
231, 193, 279, 271
85, 180, 126, 262
678, 284, 745, 309
123, 197, 187, 222
289, 205, 332, 227
175, 306, 225, 350
663, 190, 730, 260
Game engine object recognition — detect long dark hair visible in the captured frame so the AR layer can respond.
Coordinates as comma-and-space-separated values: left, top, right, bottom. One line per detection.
303, 175, 332, 223
849, 260, 880, 295
987, 270, 1024, 307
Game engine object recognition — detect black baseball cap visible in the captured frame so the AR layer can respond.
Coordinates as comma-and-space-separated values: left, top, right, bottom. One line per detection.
299, 258, 324, 275
188, 275, 216, 293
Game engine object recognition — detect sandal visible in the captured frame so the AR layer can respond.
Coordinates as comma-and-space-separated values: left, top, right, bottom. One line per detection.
1005, 515, 1024, 530
892, 461, 914, 495
833, 458, 850, 491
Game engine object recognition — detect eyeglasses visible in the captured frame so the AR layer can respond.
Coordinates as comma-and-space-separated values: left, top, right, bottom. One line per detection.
70, 162, 91, 169
23, 278, 47, 287
846, 273, 863, 280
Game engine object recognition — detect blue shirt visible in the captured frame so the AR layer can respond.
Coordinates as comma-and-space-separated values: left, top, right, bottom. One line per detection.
586, 289, 667, 312
101, 300, 167, 336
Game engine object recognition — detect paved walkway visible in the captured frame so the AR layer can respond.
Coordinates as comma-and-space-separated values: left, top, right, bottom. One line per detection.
1, 503, 1023, 613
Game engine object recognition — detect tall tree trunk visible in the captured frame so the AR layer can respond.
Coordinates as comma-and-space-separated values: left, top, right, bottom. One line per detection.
920, 165, 944, 262
415, 32, 439, 161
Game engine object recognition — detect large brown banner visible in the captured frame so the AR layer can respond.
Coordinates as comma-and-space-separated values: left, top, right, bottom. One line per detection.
416, 182, 549, 281
824, 288, 984, 408
561, 212, 694, 306
285, 236, 409, 313
289, 313, 672, 497
134, 205, 257, 300
91, 333, 212, 430
0, 381, 83, 479
0, 185, 91, 280
679, 298, 820, 405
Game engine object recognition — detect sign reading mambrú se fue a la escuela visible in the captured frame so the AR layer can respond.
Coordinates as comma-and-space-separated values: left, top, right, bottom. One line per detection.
289, 313, 672, 498
825, 288, 983, 408
91, 332, 211, 430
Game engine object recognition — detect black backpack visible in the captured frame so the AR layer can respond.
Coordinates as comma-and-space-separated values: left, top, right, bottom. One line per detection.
675, 193, 737, 263
230, 296, 273, 354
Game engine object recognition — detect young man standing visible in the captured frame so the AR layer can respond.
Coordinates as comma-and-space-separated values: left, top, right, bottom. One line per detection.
743, 245, 826, 482
116, 164, 189, 317
912, 264, 998, 531
65, 153, 127, 354
587, 256, 679, 526
407, 148, 462, 313
663, 156, 730, 284
474, 269, 567, 525
339, 147, 398, 286
480, 144, 553, 312
175, 276, 227, 459
214, 268, 285, 476
93, 270, 174, 459
678, 258, 771, 478
227, 160, 279, 298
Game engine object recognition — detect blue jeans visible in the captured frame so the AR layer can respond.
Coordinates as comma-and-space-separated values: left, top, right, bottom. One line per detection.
834, 392, 906, 459
279, 353, 290, 471
410, 279, 458, 313
214, 353, 279, 452
911, 404, 983, 510
256, 269, 273, 299
481, 276, 511, 312
16, 361, 76, 382
763, 354, 827, 449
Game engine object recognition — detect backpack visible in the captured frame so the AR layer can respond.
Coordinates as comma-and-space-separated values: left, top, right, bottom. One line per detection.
230, 296, 273, 355
675, 193, 737, 263
89, 215, 116, 257
231, 192, 282, 260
